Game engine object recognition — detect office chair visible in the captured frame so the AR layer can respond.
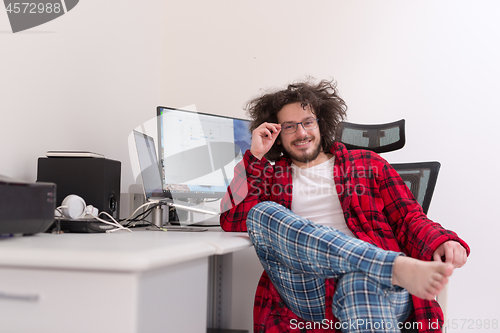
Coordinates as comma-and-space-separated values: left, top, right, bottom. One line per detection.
391, 162, 444, 333
335, 119, 406, 153
337, 120, 445, 333
391, 162, 441, 216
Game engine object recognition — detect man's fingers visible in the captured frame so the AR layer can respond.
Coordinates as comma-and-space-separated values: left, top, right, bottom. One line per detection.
261, 128, 273, 138
455, 247, 467, 268
260, 123, 281, 138
433, 241, 468, 268
250, 122, 282, 160
444, 243, 454, 264
268, 124, 281, 138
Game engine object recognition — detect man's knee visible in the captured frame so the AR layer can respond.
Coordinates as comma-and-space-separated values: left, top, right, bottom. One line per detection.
246, 201, 283, 232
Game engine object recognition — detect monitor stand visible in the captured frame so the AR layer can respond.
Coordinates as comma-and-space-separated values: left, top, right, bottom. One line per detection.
146, 204, 208, 232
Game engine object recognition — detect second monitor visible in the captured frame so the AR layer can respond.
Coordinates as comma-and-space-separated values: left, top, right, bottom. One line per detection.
157, 106, 252, 200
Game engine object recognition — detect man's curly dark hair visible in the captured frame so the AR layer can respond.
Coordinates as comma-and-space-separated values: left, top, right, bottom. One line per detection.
245, 78, 347, 161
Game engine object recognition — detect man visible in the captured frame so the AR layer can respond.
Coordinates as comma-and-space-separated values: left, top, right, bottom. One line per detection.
220, 79, 469, 333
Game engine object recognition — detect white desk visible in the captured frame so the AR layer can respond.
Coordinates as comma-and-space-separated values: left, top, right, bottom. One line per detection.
0, 229, 255, 333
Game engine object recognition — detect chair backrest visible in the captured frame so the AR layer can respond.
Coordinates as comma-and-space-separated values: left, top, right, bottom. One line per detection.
390, 162, 441, 215
336, 119, 406, 153
336, 119, 440, 214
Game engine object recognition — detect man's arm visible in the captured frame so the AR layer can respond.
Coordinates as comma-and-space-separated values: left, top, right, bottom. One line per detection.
219, 150, 270, 232
219, 122, 282, 232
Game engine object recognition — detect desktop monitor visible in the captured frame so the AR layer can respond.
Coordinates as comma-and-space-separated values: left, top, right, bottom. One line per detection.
156, 106, 252, 200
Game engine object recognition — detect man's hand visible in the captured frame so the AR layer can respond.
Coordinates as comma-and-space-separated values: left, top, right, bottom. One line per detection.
250, 122, 281, 160
433, 241, 467, 268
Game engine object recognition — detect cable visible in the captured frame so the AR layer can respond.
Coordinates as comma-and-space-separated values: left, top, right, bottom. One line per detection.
102, 201, 164, 231
94, 211, 132, 233
53, 206, 66, 233
55, 200, 218, 232
121, 204, 158, 226
54, 202, 161, 233
120, 201, 163, 227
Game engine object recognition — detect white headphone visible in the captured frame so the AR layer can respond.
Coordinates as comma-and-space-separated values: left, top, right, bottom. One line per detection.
60, 194, 98, 219
56, 195, 130, 233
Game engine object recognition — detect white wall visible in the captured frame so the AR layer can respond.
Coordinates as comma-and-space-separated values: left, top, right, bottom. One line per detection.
160, 1, 499, 331
2, 0, 498, 331
0, 0, 163, 194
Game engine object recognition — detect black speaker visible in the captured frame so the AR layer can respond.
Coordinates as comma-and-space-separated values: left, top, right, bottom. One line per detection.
37, 157, 121, 219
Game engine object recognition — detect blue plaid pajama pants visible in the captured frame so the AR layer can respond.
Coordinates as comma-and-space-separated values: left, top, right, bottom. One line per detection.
247, 201, 413, 333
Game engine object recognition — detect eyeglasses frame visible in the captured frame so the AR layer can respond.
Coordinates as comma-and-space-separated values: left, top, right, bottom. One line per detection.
280, 118, 320, 135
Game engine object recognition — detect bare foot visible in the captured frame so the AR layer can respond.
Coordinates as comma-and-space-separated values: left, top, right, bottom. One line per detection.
392, 256, 454, 300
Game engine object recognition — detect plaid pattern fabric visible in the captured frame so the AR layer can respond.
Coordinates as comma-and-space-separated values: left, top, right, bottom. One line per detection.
220, 142, 470, 333
247, 201, 401, 322
253, 272, 339, 333
333, 272, 412, 333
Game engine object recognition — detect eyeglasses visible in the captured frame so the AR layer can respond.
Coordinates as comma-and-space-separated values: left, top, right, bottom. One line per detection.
280, 118, 319, 134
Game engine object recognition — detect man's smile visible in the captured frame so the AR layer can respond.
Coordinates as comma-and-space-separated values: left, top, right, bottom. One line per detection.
293, 138, 313, 148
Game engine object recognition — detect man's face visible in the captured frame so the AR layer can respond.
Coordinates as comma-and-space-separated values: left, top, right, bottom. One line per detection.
276, 102, 322, 167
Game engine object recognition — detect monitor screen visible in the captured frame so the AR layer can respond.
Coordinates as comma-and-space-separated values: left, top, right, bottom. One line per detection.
157, 106, 252, 199
133, 130, 169, 200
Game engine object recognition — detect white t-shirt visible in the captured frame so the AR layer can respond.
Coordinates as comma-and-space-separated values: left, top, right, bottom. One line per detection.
291, 157, 355, 238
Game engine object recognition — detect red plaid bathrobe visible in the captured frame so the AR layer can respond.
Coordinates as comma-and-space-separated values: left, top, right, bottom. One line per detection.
220, 142, 470, 333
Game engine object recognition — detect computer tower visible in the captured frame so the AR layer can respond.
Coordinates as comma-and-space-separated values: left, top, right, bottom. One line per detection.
37, 157, 121, 219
